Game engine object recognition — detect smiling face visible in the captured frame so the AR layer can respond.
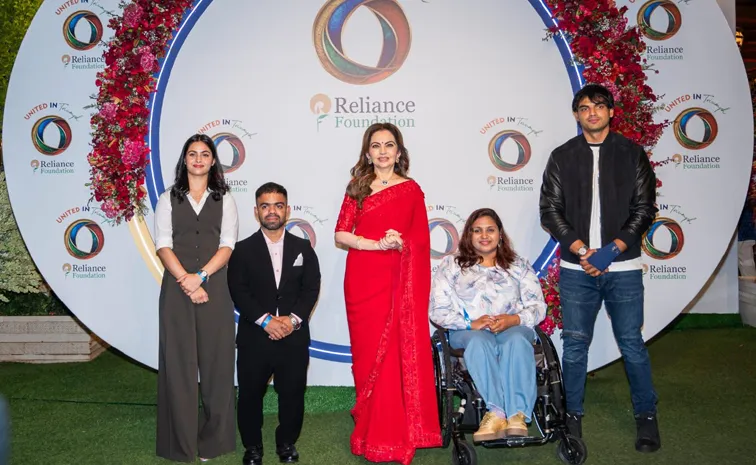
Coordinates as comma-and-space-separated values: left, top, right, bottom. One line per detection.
184, 141, 215, 177
367, 129, 400, 170
470, 215, 501, 257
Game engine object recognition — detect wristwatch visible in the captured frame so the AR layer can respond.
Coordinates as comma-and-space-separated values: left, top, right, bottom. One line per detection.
289, 315, 301, 331
197, 269, 209, 282
577, 246, 588, 257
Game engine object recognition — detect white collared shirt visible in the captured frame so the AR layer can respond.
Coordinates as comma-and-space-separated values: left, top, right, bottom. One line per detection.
154, 189, 239, 251
264, 231, 285, 288
255, 231, 302, 326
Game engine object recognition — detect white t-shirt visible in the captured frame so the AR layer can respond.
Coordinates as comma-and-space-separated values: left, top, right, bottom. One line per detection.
561, 144, 642, 272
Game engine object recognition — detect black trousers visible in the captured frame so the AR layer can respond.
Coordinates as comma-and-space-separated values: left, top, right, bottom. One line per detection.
156, 272, 236, 462
237, 340, 309, 448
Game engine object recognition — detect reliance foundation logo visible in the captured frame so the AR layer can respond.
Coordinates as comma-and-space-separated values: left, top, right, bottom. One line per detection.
26, 102, 83, 174
198, 118, 257, 193
285, 206, 329, 248
313, 0, 411, 85
637, 0, 685, 61
60, 7, 106, 70
665, 93, 725, 170
641, 204, 695, 280
31, 115, 72, 156
63, 9, 103, 50
481, 117, 541, 193
310, 93, 416, 131
62, 217, 107, 279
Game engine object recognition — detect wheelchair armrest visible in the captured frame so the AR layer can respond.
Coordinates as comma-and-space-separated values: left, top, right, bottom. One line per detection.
431, 321, 467, 358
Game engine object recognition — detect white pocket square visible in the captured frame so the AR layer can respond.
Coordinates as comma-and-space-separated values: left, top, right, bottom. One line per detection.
293, 253, 304, 266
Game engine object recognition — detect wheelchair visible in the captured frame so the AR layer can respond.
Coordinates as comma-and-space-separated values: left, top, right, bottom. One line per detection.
431, 323, 587, 465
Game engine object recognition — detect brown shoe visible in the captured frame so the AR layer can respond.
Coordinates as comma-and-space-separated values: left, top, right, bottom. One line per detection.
505, 412, 528, 437
473, 412, 507, 442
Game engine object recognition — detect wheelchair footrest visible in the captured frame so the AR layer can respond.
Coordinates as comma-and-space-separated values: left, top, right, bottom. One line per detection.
478, 435, 551, 448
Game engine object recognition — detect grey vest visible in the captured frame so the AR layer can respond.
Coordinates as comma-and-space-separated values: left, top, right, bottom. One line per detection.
170, 193, 223, 273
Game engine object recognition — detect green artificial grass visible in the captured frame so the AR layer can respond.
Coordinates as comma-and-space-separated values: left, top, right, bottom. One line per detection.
3, 327, 756, 464
668, 313, 745, 330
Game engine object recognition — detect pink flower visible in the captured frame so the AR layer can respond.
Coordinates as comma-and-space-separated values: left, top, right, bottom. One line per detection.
123, 3, 144, 29
539, 317, 556, 336
140, 51, 156, 72
102, 200, 119, 219
100, 102, 117, 122
122, 139, 143, 166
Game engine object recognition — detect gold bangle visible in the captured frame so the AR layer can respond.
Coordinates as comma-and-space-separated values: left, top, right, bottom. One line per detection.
355, 236, 364, 250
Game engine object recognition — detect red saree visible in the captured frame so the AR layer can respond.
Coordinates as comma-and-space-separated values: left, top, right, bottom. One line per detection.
335, 180, 441, 465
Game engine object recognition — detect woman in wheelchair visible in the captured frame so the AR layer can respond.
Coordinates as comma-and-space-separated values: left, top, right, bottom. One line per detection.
430, 208, 547, 443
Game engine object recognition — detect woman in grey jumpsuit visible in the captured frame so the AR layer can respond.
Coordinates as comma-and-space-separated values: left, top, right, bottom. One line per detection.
155, 134, 239, 462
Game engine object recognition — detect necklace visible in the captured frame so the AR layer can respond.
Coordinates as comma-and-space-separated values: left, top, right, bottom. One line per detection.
378, 173, 394, 186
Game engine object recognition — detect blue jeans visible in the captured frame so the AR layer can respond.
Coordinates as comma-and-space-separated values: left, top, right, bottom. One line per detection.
449, 325, 537, 420
559, 268, 657, 416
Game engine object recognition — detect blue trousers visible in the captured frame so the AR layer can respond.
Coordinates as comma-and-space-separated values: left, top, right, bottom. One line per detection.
449, 325, 537, 420
559, 268, 658, 416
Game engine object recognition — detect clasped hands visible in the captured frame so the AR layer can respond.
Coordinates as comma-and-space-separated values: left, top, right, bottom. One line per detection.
470, 314, 520, 334
573, 240, 625, 277
378, 229, 403, 250
176, 273, 208, 304
264, 316, 295, 341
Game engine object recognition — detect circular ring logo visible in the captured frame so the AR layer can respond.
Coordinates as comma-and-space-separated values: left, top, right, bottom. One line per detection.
488, 130, 532, 172
64, 219, 105, 260
286, 219, 317, 248
637, 0, 682, 41
313, 0, 411, 85
673, 108, 719, 150
211, 132, 246, 173
429, 218, 459, 260
642, 217, 684, 260
63, 10, 103, 51
310, 93, 332, 114
31, 116, 72, 156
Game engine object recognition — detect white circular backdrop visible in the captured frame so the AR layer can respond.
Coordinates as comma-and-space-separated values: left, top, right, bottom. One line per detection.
2, 0, 751, 385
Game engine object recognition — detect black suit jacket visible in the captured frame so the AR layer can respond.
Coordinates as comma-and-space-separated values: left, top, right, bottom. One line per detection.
227, 230, 321, 348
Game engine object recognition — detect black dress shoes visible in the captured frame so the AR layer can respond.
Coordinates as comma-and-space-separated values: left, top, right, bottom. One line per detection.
275, 443, 299, 463
243, 445, 263, 465
635, 413, 661, 453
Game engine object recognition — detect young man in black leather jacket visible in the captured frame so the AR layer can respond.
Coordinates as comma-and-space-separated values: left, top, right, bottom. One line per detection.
539, 84, 660, 453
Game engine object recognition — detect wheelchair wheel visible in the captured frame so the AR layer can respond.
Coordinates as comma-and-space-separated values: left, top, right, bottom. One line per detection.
535, 326, 566, 414
556, 435, 587, 465
452, 440, 477, 465
431, 332, 454, 448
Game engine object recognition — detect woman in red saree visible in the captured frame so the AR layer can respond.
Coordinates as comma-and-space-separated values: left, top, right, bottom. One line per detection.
335, 123, 441, 464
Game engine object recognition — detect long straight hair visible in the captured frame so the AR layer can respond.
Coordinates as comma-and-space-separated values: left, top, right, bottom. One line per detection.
456, 208, 516, 271
346, 123, 410, 208
170, 134, 229, 203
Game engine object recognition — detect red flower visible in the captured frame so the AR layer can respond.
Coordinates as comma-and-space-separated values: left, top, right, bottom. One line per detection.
88, 0, 194, 224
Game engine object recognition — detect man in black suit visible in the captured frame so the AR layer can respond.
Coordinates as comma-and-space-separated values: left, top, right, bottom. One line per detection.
228, 182, 321, 465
